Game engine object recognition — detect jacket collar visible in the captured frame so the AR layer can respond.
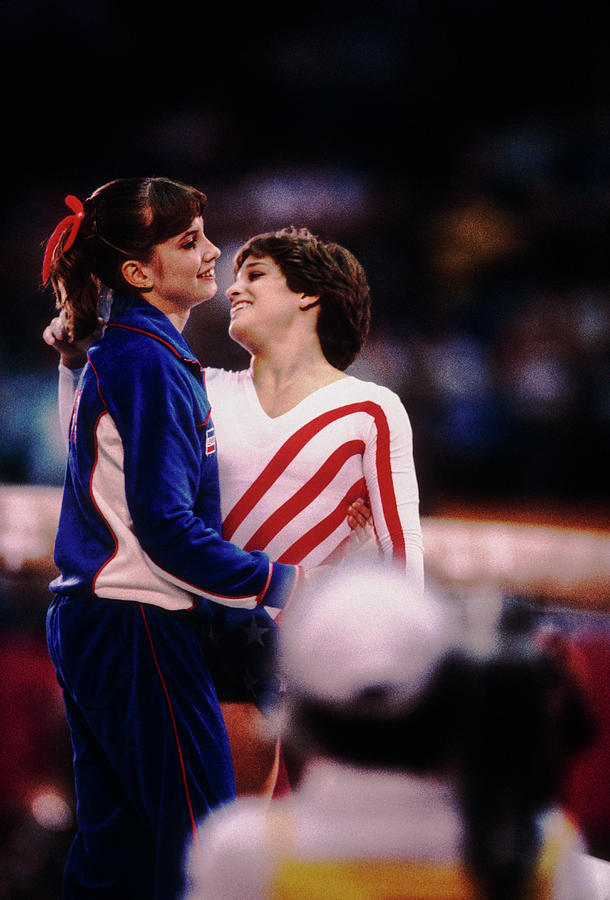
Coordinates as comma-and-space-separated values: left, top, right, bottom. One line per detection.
107, 293, 203, 373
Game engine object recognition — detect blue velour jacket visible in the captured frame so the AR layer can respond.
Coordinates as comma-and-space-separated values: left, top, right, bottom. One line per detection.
51, 293, 299, 611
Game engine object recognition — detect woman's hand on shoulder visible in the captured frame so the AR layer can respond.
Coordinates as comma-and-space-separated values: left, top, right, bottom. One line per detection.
43, 313, 105, 369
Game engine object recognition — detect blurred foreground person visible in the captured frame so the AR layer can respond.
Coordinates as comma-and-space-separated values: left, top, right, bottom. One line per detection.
185, 563, 596, 900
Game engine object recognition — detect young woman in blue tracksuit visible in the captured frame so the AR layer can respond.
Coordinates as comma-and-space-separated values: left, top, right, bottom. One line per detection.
42, 178, 302, 900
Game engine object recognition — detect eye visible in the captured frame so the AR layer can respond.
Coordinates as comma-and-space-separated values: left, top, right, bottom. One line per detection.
180, 231, 201, 249
248, 270, 264, 280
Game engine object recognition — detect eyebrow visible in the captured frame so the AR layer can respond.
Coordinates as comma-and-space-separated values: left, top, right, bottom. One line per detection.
243, 257, 270, 268
176, 220, 205, 242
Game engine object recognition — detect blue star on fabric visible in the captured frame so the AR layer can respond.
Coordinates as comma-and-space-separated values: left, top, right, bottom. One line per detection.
243, 669, 260, 697
242, 617, 271, 646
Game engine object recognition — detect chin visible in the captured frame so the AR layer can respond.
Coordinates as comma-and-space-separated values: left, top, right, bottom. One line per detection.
228, 321, 252, 351
198, 286, 218, 303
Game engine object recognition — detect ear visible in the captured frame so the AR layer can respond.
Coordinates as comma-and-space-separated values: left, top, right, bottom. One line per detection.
299, 294, 320, 312
121, 259, 154, 293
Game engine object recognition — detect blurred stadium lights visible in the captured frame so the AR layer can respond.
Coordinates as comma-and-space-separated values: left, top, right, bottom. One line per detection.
216, 166, 372, 233
29, 787, 73, 833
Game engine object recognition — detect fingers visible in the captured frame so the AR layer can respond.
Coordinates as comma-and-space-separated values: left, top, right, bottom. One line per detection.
347, 498, 373, 531
42, 315, 68, 347
42, 313, 96, 369
42, 325, 57, 347
43, 311, 106, 366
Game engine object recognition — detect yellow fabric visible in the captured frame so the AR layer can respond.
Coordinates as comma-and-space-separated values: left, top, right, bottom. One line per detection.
270, 858, 476, 899
266, 808, 577, 899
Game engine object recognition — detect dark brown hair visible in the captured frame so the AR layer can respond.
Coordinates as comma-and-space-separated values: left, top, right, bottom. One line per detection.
45, 177, 207, 339
234, 226, 371, 370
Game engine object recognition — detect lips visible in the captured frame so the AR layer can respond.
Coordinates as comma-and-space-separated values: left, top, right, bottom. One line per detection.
230, 300, 251, 315
197, 267, 216, 279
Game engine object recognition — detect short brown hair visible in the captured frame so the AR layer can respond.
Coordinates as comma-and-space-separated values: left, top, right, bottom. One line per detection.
234, 226, 371, 370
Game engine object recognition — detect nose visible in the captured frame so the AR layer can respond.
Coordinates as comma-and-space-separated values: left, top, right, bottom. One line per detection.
203, 237, 221, 261
226, 280, 241, 301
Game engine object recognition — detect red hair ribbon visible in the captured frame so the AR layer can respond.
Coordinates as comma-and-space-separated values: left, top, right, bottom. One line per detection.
42, 195, 85, 284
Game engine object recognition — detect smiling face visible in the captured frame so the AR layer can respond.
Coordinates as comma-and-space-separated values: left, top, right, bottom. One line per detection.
123, 217, 220, 321
226, 255, 318, 353
230, 227, 371, 369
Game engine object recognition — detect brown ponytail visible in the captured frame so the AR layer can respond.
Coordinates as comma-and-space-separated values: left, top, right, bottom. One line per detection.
43, 177, 208, 340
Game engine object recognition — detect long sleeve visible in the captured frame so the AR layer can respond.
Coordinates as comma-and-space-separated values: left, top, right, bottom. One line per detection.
361, 389, 424, 595
58, 362, 84, 451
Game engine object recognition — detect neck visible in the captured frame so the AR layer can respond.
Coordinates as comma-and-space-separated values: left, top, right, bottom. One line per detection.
143, 292, 190, 333
250, 342, 346, 417
251, 337, 329, 383
165, 310, 189, 333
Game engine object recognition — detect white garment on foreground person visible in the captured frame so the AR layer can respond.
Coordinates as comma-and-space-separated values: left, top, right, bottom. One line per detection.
185, 759, 597, 900
184, 564, 598, 900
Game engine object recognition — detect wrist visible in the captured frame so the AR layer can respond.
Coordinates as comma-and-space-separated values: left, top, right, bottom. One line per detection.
60, 351, 87, 370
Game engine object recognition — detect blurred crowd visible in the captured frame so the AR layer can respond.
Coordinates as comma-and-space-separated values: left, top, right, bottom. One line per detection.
2, 116, 608, 513
1, 0, 608, 514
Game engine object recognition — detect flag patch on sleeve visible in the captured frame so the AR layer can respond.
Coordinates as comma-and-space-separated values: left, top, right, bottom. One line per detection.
205, 426, 216, 456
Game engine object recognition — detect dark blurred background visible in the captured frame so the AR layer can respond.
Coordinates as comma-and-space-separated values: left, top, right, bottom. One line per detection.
0, 0, 608, 895
1, 0, 608, 512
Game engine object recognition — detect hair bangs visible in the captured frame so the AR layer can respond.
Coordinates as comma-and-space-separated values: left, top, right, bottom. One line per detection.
147, 180, 208, 247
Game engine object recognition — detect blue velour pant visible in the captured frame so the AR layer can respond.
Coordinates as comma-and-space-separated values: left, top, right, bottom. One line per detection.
46, 593, 236, 900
